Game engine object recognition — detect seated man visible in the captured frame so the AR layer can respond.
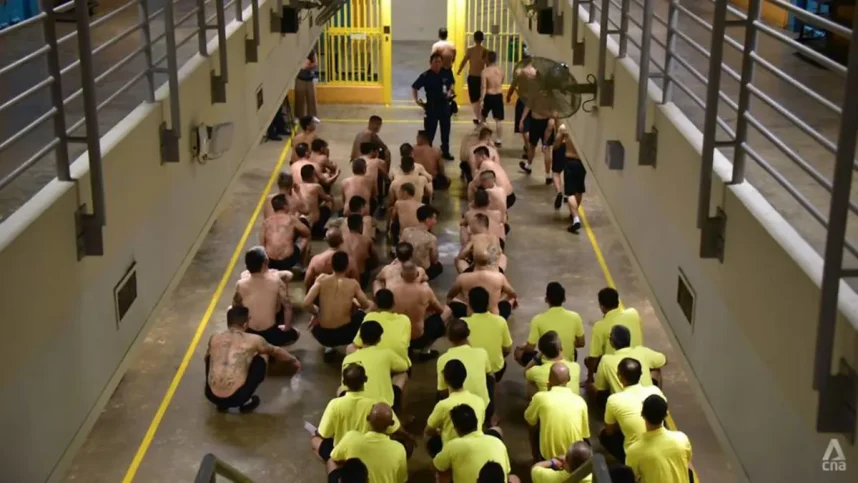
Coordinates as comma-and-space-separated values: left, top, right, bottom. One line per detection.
310, 138, 341, 191
305, 228, 358, 291
469, 168, 508, 227
389, 156, 432, 205
585, 287, 643, 384
593, 325, 666, 408
391, 144, 433, 185
352, 289, 412, 365
357, 141, 389, 214
342, 214, 377, 287
260, 194, 311, 270
342, 158, 376, 215
264, 172, 309, 220
524, 363, 590, 461
413, 130, 450, 190
479, 461, 521, 483
292, 142, 330, 186
524, 332, 581, 396
351, 115, 391, 166
344, 322, 410, 414
391, 262, 446, 361
459, 287, 512, 391
305, 251, 371, 358
433, 405, 510, 483
469, 147, 515, 209
401, 205, 444, 280
425, 360, 487, 457
373, 242, 428, 293
343, 196, 376, 240
461, 189, 505, 248
233, 247, 299, 347
299, 164, 335, 238
447, 252, 517, 319
625, 395, 693, 483
437, 319, 492, 419
204, 306, 301, 412
463, 127, 500, 183
600, 358, 668, 463
328, 403, 408, 483
530, 441, 593, 483
388, 183, 423, 246
515, 282, 585, 366
456, 213, 506, 273
291, 116, 317, 163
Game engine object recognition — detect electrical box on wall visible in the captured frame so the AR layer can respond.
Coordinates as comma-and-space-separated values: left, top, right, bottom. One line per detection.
605, 140, 625, 170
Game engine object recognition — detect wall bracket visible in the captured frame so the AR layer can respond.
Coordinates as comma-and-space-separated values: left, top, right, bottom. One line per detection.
600, 78, 614, 107
573, 41, 585, 65
699, 207, 726, 261
76, 204, 104, 259
817, 360, 858, 444
245, 38, 258, 63
160, 123, 181, 163
211, 72, 227, 103
640, 130, 658, 167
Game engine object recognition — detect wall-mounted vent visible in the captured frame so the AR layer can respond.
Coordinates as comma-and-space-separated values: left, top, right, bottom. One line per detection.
256, 85, 264, 110
677, 268, 695, 327
114, 262, 138, 327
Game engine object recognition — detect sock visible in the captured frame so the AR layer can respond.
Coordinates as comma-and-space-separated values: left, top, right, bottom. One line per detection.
573, 216, 581, 224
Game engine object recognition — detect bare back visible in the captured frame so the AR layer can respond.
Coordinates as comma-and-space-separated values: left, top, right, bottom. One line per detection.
235, 272, 284, 331
455, 270, 509, 314
466, 208, 505, 240
483, 65, 504, 94
375, 261, 428, 291
291, 160, 319, 185
466, 45, 487, 75
351, 130, 374, 159
479, 161, 513, 195
432, 40, 456, 68
316, 274, 361, 329
298, 183, 324, 223
391, 282, 435, 337
391, 174, 428, 202
413, 144, 442, 177
343, 232, 372, 274
471, 233, 503, 268
261, 213, 298, 260
342, 176, 374, 207
292, 132, 316, 161
207, 331, 267, 397
395, 199, 422, 229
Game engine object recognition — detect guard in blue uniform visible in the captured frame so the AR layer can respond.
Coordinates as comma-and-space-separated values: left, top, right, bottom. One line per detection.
412, 53, 456, 161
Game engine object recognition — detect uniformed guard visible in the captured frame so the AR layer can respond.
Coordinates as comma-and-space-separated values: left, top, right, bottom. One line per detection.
412, 53, 456, 161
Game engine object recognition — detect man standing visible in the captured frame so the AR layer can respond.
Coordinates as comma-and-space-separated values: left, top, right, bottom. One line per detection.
413, 53, 456, 161
432, 27, 457, 71
480, 51, 505, 147
456, 30, 487, 124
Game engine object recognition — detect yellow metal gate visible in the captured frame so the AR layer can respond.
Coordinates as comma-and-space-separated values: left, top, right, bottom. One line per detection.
447, 0, 524, 102
316, 0, 392, 104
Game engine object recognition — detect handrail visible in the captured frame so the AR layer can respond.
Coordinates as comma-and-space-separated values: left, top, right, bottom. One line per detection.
194, 453, 254, 483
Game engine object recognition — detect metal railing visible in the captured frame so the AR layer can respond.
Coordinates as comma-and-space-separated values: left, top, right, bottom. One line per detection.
194, 453, 254, 483
542, 0, 858, 441
0, 0, 267, 254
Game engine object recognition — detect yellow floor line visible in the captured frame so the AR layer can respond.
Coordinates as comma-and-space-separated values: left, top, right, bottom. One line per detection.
322, 118, 498, 125
579, 204, 700, 481
121, 138, 294, 483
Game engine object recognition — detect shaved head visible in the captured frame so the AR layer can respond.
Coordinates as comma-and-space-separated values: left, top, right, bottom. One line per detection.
473, 250, 490, 266
367, 402, 394, 432
548, 362, 571, 388
326, 228, 344, 248
401, 261, 418, 282
566, 441, 592, 472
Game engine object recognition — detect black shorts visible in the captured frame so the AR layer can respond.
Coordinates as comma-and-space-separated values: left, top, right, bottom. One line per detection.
409, 313, 446, 350
484, 428, 503, 440
514, 99, 527, 133
449, 300, 469, 319
268, 244, 301, 271
299, 216, 311, 229
494, 361, 507, 382
433, 174, 450, 190
529, 118, 554, 146
311, 310, 365, 347
204, 355, 267, 409
563, 159, 587, 196
247, 311, 299, 346
318, 437, 335, 462
551, 145, 568, 174
467, 75, 482, 103
481, 93, 505, 121
486, 374, 496, 422
393, 384, 403, 414
499, 238, 505, 251
506, 193, 516, 209
498, 300, 512, 320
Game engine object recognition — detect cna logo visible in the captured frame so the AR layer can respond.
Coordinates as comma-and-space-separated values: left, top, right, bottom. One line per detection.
822, 438, 847, 472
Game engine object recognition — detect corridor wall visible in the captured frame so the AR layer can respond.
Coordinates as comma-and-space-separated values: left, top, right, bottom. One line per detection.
0, 4, 322, 481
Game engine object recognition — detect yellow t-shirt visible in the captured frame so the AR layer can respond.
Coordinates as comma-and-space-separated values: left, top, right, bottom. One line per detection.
462, 312, 513, 373
436, 345, 492, 405
342, 345, 409, 405
353, 311, 413, 366
589, 308, 643, 358
594, 346, 666, 393
626, 427, 692, 483
330, 430, 408, 483
426, 390, 487, 443
531, 466, 593, 483
433, 431, 511, 482
317, 391, 402, 446
524, 386, 590, 459
604, 384, 667, 452
525, 359, 581, 392
527, 307, 585, 362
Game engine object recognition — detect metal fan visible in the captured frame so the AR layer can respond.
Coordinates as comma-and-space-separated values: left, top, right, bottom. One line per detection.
513, 56, 598, 118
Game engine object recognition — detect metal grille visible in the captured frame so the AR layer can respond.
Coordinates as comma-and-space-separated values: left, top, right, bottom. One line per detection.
318, 0, 383, 84
465, 0, 524, 86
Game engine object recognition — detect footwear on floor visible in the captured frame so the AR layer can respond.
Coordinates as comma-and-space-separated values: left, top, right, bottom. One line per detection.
442, 152, 454, 161
239, 395, 261, 413
545, 177, 553, 185
554, 193, 564, 210
519, 161, 532, 174
567, 221, 582, 234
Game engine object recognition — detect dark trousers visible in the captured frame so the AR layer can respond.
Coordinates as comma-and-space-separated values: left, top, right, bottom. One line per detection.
424, 107, 452, 155
599, 428, 626, 463
426, 261, 444, 280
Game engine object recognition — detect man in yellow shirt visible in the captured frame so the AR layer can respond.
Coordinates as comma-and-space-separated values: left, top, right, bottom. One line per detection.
352, 289, 412, 366
328, 403, 409, 483
515, 282, 585, 366
343, 321, 409, 414
436, 319, 492, 408
600, 358, 667, 463
524, 331, 581, 395
530, 441, 593, 483
462, 287, 513, 385
585, 287, 643, 383
524, 363, 590, 461
425, 359, 487, 456
594, 325, 666, 396
625, 395, 693, 483
433, 404, 511, 483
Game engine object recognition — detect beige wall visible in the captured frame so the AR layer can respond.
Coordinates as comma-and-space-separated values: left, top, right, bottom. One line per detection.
0, 4, 322, 482
508, 1, 858, 481
392, 0, 447, 41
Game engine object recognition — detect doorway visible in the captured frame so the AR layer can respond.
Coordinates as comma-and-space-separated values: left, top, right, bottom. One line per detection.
390, 0, 448, 101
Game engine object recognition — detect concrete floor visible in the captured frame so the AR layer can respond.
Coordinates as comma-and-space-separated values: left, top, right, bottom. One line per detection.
63, 102, 740, 482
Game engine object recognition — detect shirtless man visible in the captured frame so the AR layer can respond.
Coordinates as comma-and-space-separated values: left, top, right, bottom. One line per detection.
447, 251, 518, 320
519, 105, 555, 185
264, 172, 309, 221
469, 146, 516, 209
507, 53, 536, 160
341, 158, 375, 214
299, 164, 334, 238
344, 195, 376, 240
456, 30, 487, 124
292, 143, 325, 185
358, 142, 389, 213
233, 246, 299, 346
553, 124, 587, 234
260, 194, 311, 270
392, 262, 446, 361
305, 251, 371, 358
310, 138, 341, 190
351, 115, 391, 166
464, 127, 500, 183
390, 145, 432, 186
292, 116, 317, 163
455, 213, 507, 273
343, 214, 377, 287
461, 189, 505, 247
432, 28, 457, 71
480, 51, 505, 146
471, 171, 509, 231
389, 183, 423, 245
305, 228, 358, 291
388, 156, 432, 205
401, 205, 443, 280
373, 242, 428, 293
413, 131, 449, 190
205, 306, 301, 412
